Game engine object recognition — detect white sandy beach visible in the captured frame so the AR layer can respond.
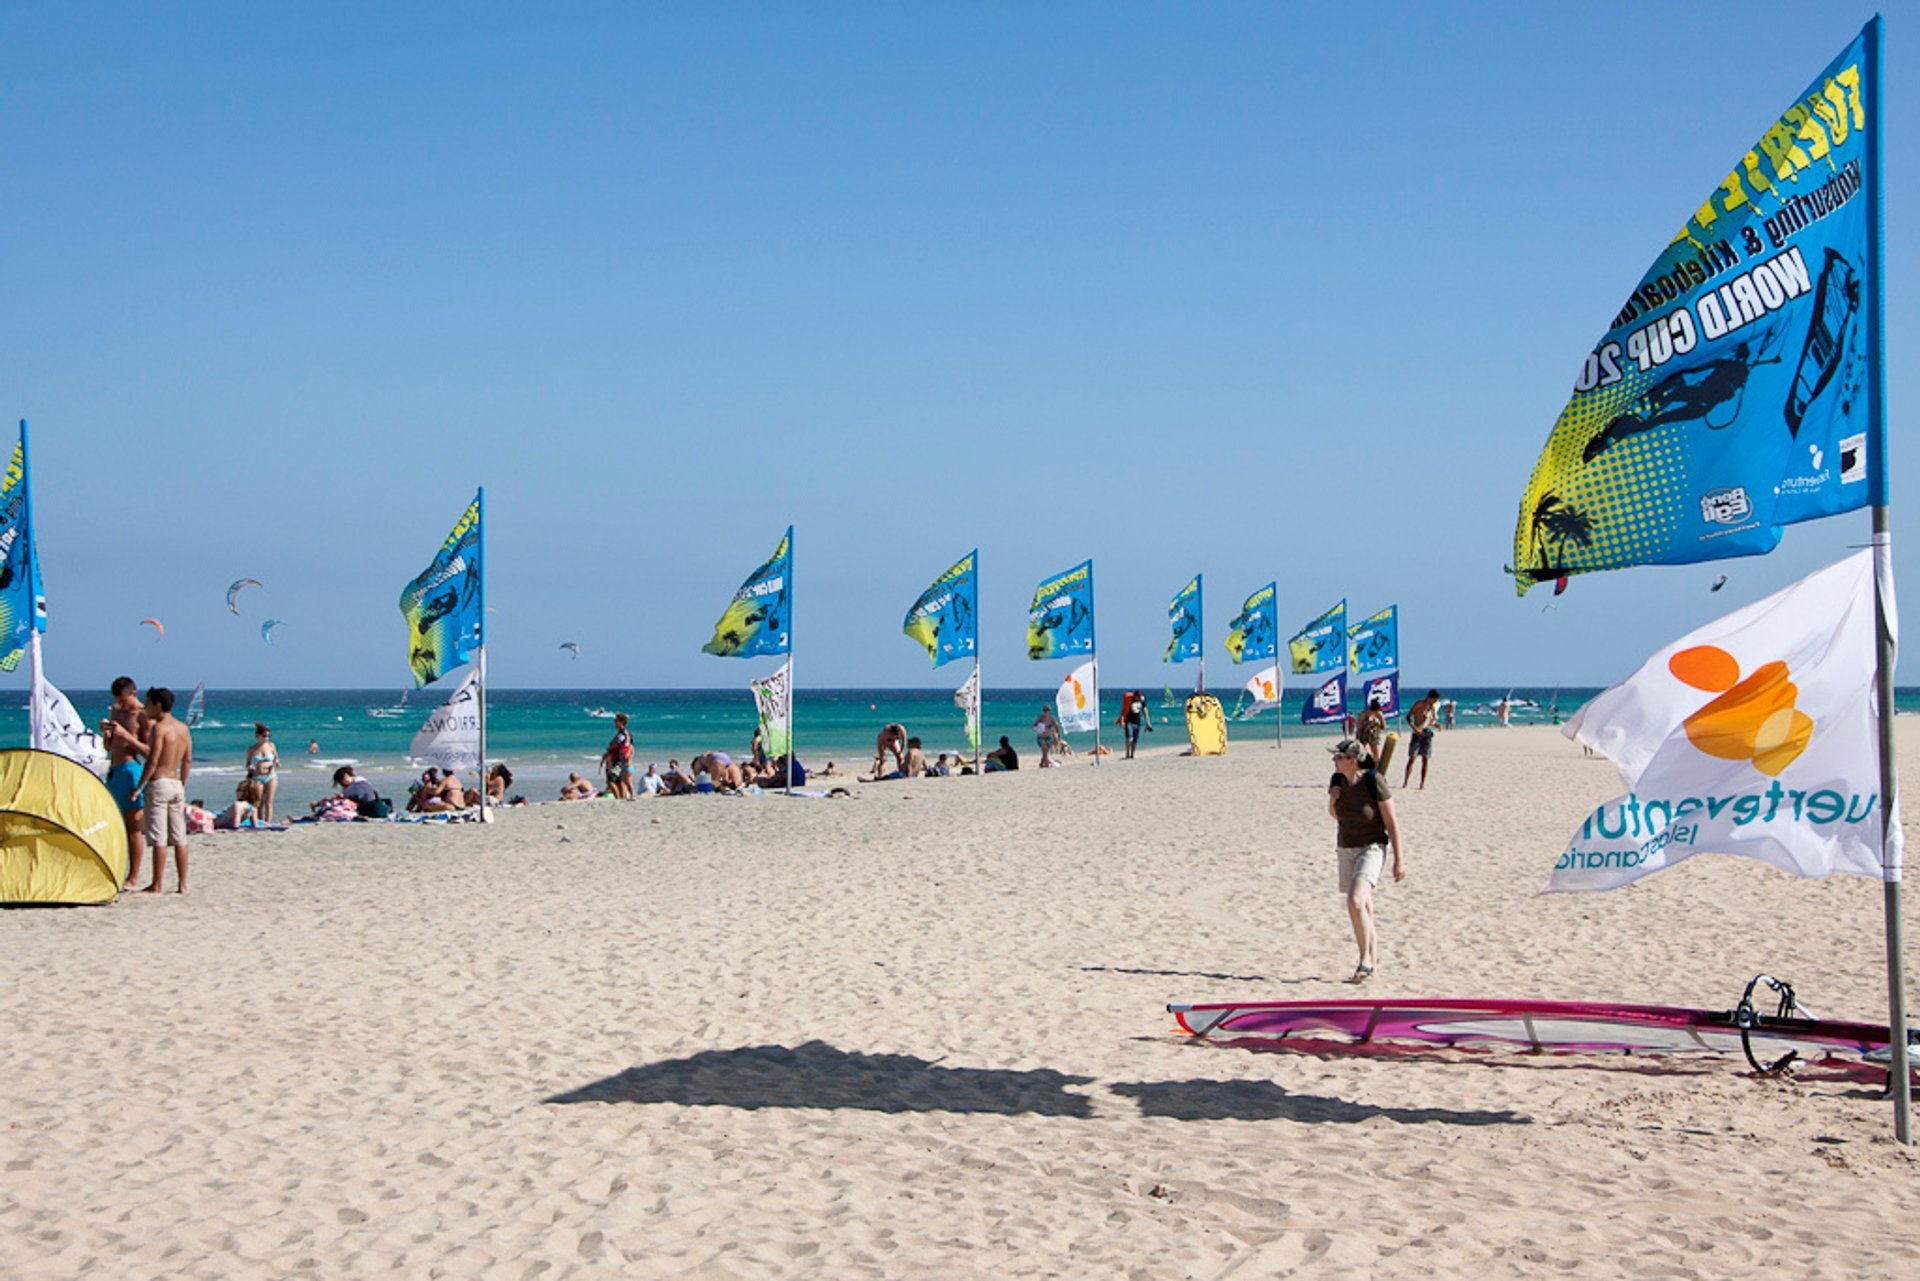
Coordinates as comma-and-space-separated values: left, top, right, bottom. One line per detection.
4, 722, 1917, 1278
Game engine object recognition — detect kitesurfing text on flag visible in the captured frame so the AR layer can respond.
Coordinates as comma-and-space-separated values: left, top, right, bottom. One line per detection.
705, 528, 795, 791
1509, 19, 1906, 1142
1549, 550, 1892, 892
398, 489, 486, 814
1348, 605, 1399, 675
1510, 31, 1874, 592
1029, 560, 1100, 761
903, 551, 980, 772
1166, 575, 1203, 687
1227, 584, 1281, 749
0, 424, 47, 675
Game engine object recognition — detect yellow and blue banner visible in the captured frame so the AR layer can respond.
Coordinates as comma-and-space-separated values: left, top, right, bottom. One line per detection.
1028, 559, 1094, 659
1302, 672, 1347, 725
1347, 605, 1398, 675
398, 491, 482, 688
902, 550, 977, 668
1512, 24, 1879, 593
704, 527, 793, 658
1225, 583, 1278, 664
1288, 599, 1347, 675
1166, 574, 1202, 663
0, 427, 46, 673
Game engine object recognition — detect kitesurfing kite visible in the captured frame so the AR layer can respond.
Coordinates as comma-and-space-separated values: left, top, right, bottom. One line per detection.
260, 618, 284, 646
1171, 976, 1917, 1078
1712, 574, 1730, 592
560, 641, 580, 659
139, 618, 163, 641
226, 578, 263, 615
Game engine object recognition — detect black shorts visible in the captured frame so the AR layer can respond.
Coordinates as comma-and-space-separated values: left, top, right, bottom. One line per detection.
1409, 728, 1434, 759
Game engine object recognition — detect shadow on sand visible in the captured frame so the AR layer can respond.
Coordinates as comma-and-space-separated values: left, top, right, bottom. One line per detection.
1110, 1078, 1527, 1126
546, 1041, 1097, 1118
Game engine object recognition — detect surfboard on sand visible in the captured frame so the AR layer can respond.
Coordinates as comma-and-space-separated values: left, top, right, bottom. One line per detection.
1185, 695, 1226, 756
1376, 730, 1399, 775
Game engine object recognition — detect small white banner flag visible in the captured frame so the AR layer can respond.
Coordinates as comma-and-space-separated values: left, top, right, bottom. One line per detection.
32, 673, 107, 775
1056, 659, 1098, 734
750, 659, 792, 756
1548, 550, 1898, 892
1242, 664, 1282, 710
953, 667, 980, 751
409, 666, 481, 772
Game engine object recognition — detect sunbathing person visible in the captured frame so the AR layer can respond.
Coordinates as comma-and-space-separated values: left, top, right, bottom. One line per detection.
558, 773, 597, 801
408, 768, 469, 813
659, 761, 696, 795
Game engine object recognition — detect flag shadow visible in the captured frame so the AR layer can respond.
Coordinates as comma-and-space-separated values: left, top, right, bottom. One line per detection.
1109, 1079, 1529, 1126
545, 1040, 1096, 1118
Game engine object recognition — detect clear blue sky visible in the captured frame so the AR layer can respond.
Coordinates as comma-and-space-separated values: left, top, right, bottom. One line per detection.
3, 2, 1913, 691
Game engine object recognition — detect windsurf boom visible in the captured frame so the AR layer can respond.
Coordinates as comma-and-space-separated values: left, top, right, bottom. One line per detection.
1171, 976, 1915, 1075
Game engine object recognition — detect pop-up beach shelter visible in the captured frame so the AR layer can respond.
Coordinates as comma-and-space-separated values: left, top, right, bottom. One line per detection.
0, 748, 128, 905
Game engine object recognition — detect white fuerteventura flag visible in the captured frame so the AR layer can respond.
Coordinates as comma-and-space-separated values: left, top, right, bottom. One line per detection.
750, 660, 792, 756
953, 667, 980, 751
1548, 550, 1897, 892
409, 666, 481, 771
1242, 664, 1282, 710
31, 672, 107, 775
1056, 659, 1098, 733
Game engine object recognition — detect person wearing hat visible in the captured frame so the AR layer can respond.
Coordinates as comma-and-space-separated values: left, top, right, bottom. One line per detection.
1327, 736, 1405, 984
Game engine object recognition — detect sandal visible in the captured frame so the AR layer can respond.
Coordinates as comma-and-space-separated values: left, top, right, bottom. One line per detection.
1345, 964, 1375, 984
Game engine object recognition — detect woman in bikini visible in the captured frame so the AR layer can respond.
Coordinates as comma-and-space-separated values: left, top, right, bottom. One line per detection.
246, 723, 280, 822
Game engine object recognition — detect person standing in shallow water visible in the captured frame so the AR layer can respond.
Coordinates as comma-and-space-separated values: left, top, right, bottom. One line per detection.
1327, 737, 1404, 984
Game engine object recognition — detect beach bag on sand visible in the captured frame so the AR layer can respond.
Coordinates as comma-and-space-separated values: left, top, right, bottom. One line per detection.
357, 797, 393, 819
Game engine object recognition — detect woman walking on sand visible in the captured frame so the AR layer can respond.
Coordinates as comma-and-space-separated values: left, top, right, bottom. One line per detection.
1326, 737, 1404, 984
246, 723, 281, 822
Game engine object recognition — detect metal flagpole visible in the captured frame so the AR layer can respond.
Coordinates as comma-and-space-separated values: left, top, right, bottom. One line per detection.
1863, 15, 1910, 1145
972, 654, 982, 776
1089, 562, 1100, 765
476, 487, 490, 823
785, 530, 795, 797
20, 421, 42, 750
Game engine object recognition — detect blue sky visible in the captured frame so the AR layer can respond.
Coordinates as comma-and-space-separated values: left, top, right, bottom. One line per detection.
3, 2, 1914, 691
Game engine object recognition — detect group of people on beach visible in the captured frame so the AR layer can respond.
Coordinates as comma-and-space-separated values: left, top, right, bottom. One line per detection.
99, 677, 195, 893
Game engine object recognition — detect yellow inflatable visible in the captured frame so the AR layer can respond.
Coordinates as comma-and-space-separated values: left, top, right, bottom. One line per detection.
1185, 695, 1227, 756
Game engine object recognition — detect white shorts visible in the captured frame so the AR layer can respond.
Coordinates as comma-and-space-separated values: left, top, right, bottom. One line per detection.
1337, 844, 1385, 894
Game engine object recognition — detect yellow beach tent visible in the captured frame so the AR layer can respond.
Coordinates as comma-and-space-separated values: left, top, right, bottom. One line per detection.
0, 748, 128, 905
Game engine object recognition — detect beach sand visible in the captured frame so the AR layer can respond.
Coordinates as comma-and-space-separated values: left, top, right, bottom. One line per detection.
4, 723, 1916, 1278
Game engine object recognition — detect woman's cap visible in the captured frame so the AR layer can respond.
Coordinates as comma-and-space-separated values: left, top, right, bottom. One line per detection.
1329, 737, 1366, 759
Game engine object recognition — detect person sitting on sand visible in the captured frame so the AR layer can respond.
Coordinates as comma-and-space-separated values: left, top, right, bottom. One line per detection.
320, 765, 383, 816
819, 761, 838, 777
215, 779, 263, 830
749, 729, 770, 775
985, 735, 1019, 772
932, 752, 952, 777
903, 736, 927, 778
659, 761, 696, 795
409, 768, 469, 813
872, 723, 907, 778
559, 773, 597, 801
640, 763, 663, 796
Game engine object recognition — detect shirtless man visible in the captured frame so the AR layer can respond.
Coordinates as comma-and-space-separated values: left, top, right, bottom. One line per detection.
872, 723, 908, 778
1402, 689, 1441, 790
102, 676, 149, 890
559, 773, 596, 801
126, 687, 192, 893
902, 736, 927, 779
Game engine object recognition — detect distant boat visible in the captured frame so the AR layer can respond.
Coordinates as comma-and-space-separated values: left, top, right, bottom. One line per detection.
1160, 684, 1181, 708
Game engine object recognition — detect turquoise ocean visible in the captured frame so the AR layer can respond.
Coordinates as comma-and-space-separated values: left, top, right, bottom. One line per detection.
9, 685, 1918, 810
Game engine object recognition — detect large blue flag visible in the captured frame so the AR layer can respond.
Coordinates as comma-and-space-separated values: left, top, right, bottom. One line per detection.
902, 550, 977, 668
1347, 605, 1399, 675
1225, 583, 1278, 664
704, 527, 793, 658
0, 427, 46, 673
1166, 574, 1202, 663
1288, 600, 1347, 675
1028, 560, 1094, 659
1302, 672, 1347, 725
1512, 26, 1877, 592
399, 492, 483, 687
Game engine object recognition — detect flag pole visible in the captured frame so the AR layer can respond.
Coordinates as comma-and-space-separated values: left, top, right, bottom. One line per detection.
784, 530, 795, 797
1863, 14, 1910, 1145
1089, 562, 1100, 766
972, 654, 982, 776
20, 421, 42, 750
476, 486, 490, 822
1197, 574, 1206, 696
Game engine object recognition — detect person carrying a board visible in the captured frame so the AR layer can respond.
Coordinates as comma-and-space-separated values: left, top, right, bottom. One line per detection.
1327, 737, 1405, 985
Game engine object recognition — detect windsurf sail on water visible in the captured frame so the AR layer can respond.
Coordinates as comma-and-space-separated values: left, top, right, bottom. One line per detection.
1172, 977, 1916, 1075
184, 682, 205, 729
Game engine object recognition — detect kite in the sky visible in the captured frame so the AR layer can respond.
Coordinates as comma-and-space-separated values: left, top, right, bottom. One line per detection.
139, 618, 163, 641
226, 578, 263, 614
260, 619, 284, 646
560, 641, 580, 659
1711, 574, 1729, 592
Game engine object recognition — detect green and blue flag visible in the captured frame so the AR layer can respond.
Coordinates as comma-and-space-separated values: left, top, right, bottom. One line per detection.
1347, 605, 1399, 675
902, 550, 977, 668
0, 427, 45, 673
1225, 583, 1278, 664
1166, 574, 1202, 662
1288, 600, 1347, 676
1028, 560, 1094, 659
704, 527, 794, 659
399, 491, 482, 688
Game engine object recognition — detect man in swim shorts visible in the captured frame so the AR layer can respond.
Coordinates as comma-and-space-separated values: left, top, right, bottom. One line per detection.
102, 676, 148, 889
1402, 689, 1441, 791
873, 723, 907, 778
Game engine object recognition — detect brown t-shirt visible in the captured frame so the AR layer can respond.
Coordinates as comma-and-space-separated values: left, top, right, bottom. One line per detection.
1330, 769, 1391, 847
